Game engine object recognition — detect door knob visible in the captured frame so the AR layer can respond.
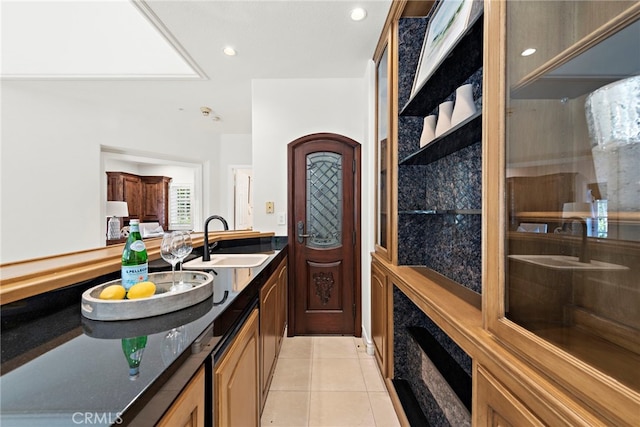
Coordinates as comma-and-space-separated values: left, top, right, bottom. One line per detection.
297, 221, 312, 243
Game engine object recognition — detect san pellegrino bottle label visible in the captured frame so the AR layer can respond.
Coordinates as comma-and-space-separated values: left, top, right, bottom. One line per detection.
121, 220, 148, 290
121, 265, 148, 289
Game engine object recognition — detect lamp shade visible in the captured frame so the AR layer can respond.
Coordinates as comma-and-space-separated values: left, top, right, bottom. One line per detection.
106, 201, 129, 218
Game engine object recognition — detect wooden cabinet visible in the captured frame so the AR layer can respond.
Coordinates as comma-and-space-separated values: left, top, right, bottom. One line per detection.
140, 176, 171, 226
107, 172, 142, 222
370, 259, 389, 378
372, 1, 639, 426
215, 309, 260, 427
107, 172, 171, 229
374, 28, 395, 262
474, 365, 543, 427
260, 258, 287, 410
157, 366, 206, 427
485, 1, 640, 424
260, 269, 278, 409
276, 260, 287, 351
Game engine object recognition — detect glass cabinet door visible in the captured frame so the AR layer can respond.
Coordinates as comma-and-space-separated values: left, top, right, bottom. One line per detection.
501, 0, 639, 397
375, 35, 392, 259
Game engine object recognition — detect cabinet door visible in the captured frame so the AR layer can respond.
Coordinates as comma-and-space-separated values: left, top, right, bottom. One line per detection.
215, 309, 260, 427
370, 260, 387, 378
122, 175, 142, 221
260, 274, 278, 408
141, 176, 171, 229
485, 1, 640, 424
474, 366, 544, 427
106, 172, 142, 222
276, 260, 288, 348
157, 366, 205, 427
374, 29, 394, 261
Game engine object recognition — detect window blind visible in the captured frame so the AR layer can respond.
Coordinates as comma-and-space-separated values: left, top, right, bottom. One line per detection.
169, 183, 193, 230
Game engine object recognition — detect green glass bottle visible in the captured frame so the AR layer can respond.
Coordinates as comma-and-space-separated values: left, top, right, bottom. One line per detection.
121, 335, 147, 380
121, 219, 148, 290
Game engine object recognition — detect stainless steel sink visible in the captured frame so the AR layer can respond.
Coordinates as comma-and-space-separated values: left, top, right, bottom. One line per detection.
183, 253, 269, 269
508, 255, 629, 271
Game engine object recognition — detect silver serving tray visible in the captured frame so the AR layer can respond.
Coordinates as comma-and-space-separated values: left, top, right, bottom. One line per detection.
81, 271, 214, 321
81, 298, 213, 339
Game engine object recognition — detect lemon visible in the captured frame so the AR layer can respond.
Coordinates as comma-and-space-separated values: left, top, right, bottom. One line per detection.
99, 284, 126, 300
127, 281, 156, 299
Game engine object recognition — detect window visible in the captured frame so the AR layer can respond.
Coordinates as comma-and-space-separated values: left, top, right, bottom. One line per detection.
169, 183, 193, 230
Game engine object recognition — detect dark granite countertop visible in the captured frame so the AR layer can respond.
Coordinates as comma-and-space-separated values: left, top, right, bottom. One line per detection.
0, 237, 287, 426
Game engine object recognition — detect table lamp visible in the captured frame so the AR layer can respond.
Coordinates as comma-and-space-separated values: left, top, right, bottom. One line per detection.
106, 201, 129, 240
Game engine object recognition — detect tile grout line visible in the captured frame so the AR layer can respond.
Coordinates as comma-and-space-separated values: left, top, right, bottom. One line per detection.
307, 337, 315, 427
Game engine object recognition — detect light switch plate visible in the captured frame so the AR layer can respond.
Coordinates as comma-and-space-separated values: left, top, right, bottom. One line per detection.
266, 201, 274, 214
277, 212, 286, 225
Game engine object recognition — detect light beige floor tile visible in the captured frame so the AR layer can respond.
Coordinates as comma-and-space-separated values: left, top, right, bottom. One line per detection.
279, 336, 314, 359
310, 358, 366, 391
312, 336, 358, 358
270, 358, 312, 391
368, 392, 401, 427
358, 349, 375, 359
353, 336, 369, 355
359, 358, 386, 392
308, 391, 375, 427
261, 391, 310, 427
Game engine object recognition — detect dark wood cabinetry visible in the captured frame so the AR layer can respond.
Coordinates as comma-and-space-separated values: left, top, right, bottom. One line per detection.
107, 172, 171, 230
107, 172, 142, 221
140, 176, 172, 226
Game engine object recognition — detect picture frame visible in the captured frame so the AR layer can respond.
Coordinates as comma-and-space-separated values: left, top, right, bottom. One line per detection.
410, 0, 475, 100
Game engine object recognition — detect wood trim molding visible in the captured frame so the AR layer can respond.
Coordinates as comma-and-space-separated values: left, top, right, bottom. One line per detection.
482, 0, 507, 331
373, 0, 407, 62
511, 2, 640, 92
0, 231, 272, 304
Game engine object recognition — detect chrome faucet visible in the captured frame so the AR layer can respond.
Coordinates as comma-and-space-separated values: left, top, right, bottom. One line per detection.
203, 215, 229, 261
567, 217, 590, 263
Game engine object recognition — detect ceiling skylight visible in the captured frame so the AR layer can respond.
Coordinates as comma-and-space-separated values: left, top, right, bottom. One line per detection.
1, 0, 203, 79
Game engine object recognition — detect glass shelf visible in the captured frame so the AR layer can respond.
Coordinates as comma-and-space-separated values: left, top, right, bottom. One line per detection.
399, 209, 481, 215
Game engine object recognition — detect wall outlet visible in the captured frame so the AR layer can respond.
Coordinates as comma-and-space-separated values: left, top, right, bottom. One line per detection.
266, 201, 274, 214
277, 212, 286, 225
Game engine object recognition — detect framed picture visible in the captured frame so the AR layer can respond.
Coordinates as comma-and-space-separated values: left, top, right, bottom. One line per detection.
410, 0, 475, 99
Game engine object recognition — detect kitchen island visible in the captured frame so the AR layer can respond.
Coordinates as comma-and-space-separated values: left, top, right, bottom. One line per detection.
0, 233, 287, 426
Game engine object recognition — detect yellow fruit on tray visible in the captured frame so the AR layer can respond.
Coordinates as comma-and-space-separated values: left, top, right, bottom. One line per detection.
99, 284, 127, 300
127, 281, 156, 299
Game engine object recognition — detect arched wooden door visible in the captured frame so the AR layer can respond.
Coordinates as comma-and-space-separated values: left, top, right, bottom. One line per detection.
287, 133, 361, 336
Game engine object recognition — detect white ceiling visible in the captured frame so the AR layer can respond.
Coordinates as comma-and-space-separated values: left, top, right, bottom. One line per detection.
1, 0, 391, 134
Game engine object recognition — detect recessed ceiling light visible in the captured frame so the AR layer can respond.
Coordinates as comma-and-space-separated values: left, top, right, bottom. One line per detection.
521, 48, 537, 57
223, 46, 237, 56
350, 8, 367, 21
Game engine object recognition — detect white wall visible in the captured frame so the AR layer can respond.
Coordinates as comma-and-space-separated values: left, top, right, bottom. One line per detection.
1, 82, 219, 263
252, 78, 368, 234
362, 61, 376, 349
218, 134, 252, 228
2, 73, 376, 341
251, 74, 375, 341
